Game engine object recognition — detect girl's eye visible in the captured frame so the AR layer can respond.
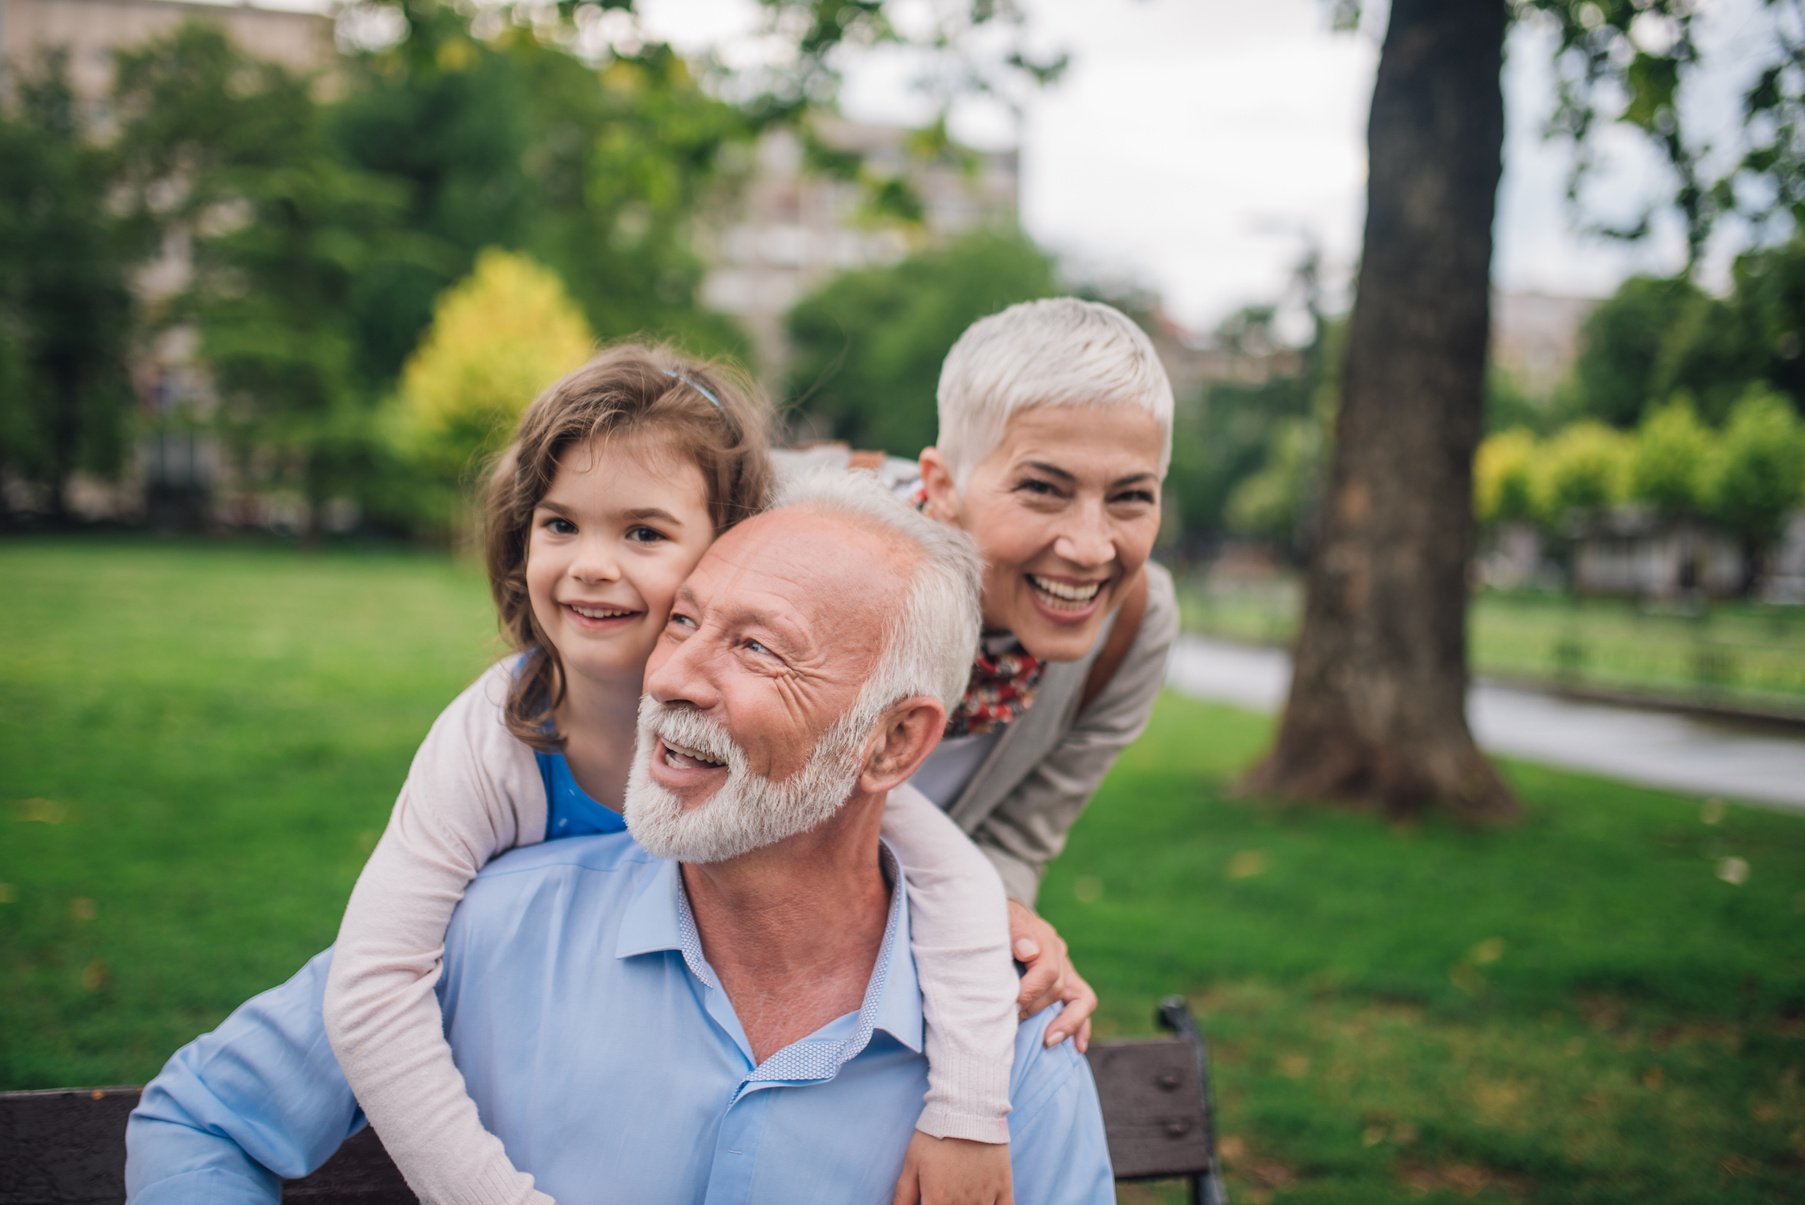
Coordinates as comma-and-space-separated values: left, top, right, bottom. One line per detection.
626, 525, 667, 544
543, 516, 577, 535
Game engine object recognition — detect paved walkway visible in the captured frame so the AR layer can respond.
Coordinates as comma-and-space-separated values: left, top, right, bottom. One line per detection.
1165, 635, 1805, 813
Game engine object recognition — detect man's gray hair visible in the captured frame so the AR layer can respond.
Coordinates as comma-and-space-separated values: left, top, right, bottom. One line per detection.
773, 469, 981, 717
936, 296, 1175, 487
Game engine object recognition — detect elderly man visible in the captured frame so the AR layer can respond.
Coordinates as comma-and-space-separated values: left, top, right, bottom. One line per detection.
125, 474, 1114, 1204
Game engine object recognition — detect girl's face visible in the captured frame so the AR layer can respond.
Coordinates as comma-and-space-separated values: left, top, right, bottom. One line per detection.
526, 432, 716, 695
923, 404, 1164, 663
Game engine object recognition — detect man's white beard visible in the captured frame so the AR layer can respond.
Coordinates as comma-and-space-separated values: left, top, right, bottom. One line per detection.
624, 696, 875, 863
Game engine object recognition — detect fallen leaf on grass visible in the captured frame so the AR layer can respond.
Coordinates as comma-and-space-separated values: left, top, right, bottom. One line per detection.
17, 798, 71, 824
1717, 856, 1750, 885
81, 960, 110, 992
1227, 850, 1268, 879
70, 898, 96, 921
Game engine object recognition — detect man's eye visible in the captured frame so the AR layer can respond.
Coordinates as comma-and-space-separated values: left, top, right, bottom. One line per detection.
666, 612, 696, 631
743, 638, 771, 656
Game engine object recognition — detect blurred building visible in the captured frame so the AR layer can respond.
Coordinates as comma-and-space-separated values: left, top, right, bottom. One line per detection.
1, 0, 333, 98
3, 0, 336, 526
699, 119, 1021, 378
1492, 290, 1599, 397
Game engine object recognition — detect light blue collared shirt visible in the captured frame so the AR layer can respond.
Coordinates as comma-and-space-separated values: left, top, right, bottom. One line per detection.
126, 834, 1113, 1203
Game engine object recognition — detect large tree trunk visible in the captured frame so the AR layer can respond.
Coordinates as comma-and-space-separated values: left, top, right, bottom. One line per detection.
1243, 0, 1519, 822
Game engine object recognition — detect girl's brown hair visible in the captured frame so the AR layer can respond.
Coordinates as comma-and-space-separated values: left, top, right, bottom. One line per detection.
483, 343, 775, 750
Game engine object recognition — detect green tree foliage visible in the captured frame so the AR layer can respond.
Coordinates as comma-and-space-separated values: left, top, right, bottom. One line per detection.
333, 5, 752, 382
1224, 417, 1323, 550
1473, 428, 1540, 527
0, 53, 135, 522
111, 23, 312, 271
783, 229, 1058, 454
1534, 421, 1631, 524
1628, 395, 1712, 516
394, 248, 595, 522
1660, 237, 1805, 422
1705, 387, 1805, 576
1564, 275, 1705, 428
115, 30, 410, 538
1529, 1, 1804, 268
1561, 236, 1805, 428
1166, 306, 1331, 546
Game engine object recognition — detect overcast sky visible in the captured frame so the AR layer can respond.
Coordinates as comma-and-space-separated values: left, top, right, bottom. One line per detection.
639, 0, 1781, 334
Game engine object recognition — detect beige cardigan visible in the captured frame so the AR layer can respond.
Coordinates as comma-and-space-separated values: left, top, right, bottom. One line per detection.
943, 560, 1179, 907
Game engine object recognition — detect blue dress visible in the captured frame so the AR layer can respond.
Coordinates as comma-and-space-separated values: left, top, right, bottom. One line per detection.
535, 750, 628, 841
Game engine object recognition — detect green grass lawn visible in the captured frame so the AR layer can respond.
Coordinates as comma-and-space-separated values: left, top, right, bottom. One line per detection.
5, 537, 1803, 1202
1181, 575, 1805, 714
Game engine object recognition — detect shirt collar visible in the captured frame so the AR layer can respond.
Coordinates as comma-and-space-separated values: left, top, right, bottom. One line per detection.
614, 841, 923, 1054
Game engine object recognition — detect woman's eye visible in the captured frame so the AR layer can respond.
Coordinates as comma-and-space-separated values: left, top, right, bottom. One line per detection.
1016, 479, 1060, 497
1112, 489, 1157, 506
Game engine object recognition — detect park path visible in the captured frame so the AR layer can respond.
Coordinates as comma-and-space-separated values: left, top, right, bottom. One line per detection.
1166, 635, 1805, 813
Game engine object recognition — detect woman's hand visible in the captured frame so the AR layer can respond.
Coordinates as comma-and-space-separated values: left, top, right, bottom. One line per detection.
1007, 899, 1097, 1052
891, 1133, 1013, 1205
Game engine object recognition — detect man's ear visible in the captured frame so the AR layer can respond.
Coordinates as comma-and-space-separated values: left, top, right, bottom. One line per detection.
859, 696, 947, 795
918, 448, 959, 524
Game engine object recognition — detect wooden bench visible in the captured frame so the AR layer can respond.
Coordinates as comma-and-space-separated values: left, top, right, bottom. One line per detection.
0, 997, 1222, 1203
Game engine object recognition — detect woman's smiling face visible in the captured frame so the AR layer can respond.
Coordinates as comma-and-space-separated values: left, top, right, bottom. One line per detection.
923, 404, 1164, 663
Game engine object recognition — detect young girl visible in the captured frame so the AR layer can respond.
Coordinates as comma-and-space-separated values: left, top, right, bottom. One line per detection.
323, 345, 1019, 1205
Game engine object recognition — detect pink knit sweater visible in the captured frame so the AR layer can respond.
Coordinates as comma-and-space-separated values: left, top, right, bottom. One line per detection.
324, 661, 1017, 1205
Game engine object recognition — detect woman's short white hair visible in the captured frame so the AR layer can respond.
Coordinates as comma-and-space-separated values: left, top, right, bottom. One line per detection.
935, 297, 1175, 486
773, 470, 981, 719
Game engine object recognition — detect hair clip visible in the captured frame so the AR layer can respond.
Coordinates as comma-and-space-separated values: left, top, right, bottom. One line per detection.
664, 367, 722, 410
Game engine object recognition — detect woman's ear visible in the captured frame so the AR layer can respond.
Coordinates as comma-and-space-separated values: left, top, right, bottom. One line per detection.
918, 448, 958, 523
858, 697, 947, 795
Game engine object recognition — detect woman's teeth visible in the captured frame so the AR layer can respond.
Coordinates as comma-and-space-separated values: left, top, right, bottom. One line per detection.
1028, 575, 1103, 610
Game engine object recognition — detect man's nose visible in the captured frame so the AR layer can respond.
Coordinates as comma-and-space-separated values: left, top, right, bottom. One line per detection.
643, 631, 721, 711
1053, 501, 1114, 567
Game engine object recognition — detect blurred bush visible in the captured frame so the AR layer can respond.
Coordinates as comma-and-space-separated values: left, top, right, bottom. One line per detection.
390, 249, 595, 536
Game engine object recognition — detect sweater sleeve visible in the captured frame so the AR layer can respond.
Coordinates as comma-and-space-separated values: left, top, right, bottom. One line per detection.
322, 660, 554, 1205
970, 562, 1180, 907
881, 782, 1018, 1144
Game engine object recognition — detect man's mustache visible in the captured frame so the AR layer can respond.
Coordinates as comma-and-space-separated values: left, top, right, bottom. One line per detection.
638, 697, 746, 773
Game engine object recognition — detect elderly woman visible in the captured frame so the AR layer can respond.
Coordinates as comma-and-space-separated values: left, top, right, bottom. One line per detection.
906, 297, 1178, 1048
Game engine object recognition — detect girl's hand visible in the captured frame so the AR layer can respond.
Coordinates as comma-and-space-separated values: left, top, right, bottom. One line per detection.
891, 1133, 1013, 1205
1007, 900, 1097, 1053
